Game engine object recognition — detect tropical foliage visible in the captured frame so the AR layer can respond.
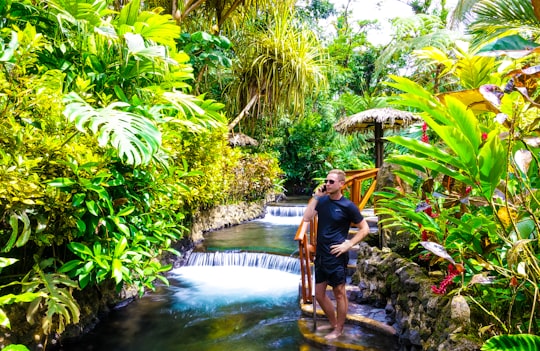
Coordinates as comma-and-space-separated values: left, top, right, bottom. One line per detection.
0, 0, 283, 348
376, 33, 540, 342
4, 0, 540, 349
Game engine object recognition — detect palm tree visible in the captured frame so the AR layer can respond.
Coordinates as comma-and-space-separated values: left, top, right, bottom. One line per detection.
144, 0, 277, 32
225, 4, 328, 132
375, 14, 463, 92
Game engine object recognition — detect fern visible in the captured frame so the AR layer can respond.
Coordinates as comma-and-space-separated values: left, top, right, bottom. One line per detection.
23, 263, 80, 335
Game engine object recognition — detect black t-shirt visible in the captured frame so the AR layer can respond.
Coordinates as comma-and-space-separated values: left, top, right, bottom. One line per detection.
315, 195, 364, 266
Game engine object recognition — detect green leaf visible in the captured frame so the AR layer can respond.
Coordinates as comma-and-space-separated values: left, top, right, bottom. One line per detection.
68, 242, 93, 257
386, 135, 468, 171
509, 218, 537, 241
75, 219, 86, 233
445, 96, 481, 151
387, 154, 473, 185
15, 211, 31, 248
0, 309, 10, 329
114, 237, 128, 258
58, 260, 82, 273
111, 259, 123, 284
0, 292, 43, 305
47, 178, 77, 188
387, 75, 437, 102
192, 31, 212, 43
117, 0, 140, 26
481, 334, 540, 351
92, 241, 102, 256
218, 35, 231, 49
478, 132, 506, 198
477, 34, 540, 58
79, 273, 91, 289
63, 92, 162, 166
4, 344, 31, 351
72, 193, 86, 207
0, 257, 17, 268
116, 206, 135, 216
86, 200, 99, 216
4, 214, 18, 252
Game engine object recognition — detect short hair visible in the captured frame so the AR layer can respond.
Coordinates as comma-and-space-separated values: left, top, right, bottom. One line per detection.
328, 169, 346, 182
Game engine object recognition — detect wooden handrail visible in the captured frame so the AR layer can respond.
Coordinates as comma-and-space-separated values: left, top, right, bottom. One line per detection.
294, 168, 379, 304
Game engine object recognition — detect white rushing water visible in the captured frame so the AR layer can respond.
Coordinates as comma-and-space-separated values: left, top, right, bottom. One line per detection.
170, 265, 300, 310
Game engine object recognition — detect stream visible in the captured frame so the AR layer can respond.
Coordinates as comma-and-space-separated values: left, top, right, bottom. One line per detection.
59, 203, 400, 351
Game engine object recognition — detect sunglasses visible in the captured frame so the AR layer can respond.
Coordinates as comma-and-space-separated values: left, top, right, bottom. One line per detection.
324, 179, 336, 184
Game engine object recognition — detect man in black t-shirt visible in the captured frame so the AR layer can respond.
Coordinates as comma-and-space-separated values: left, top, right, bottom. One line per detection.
302, 169, 370, 340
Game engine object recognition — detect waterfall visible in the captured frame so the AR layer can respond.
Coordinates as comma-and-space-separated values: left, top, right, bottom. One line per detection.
265, 205, 306, 217
186, 251, 301, 274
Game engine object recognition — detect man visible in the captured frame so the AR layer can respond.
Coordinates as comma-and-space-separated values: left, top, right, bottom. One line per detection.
302, 169, 370, 340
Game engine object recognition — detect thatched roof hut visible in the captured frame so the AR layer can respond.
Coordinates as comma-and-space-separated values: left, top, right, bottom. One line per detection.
334, 107, 421, 167
228, 132, 259, 147
334, 107, 419, 133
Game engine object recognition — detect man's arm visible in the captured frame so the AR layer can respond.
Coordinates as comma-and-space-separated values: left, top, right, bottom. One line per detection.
330, 218, 370, 256
348, 219, 370, 246
302, 197, 318, 222
303, 186, 325, 221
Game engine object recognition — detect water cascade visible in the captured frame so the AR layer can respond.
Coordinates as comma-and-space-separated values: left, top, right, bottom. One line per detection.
60, 200, 398, 351
186, 251, 301, 274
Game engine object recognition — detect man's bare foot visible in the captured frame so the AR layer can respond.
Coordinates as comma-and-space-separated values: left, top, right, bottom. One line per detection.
325, 329, 343, 340
316, 324, 334, 331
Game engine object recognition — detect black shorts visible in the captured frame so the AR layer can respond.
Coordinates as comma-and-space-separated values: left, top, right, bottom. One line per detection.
314, 259, 347, 287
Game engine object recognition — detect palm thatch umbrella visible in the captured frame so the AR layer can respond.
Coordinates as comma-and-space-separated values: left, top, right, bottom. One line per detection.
334, 107, 421, 167
228, 132, 259, 147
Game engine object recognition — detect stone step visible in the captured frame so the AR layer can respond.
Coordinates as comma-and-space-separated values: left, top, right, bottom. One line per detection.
299, 287, 397, 350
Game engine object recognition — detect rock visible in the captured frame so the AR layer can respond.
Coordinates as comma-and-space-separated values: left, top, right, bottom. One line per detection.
451, 295, 471, 325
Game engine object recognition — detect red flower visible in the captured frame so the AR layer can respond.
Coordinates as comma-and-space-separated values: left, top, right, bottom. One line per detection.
431, 264, 462, 295
482, 132, 488, 141
421, 123, 429, 143
423, 205, 439, 218
419, 253, 431, 261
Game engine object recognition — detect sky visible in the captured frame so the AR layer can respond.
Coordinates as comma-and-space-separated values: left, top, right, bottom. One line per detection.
322, 0, 413, 44
333, 0, 414, 22
327, 0, 458, 45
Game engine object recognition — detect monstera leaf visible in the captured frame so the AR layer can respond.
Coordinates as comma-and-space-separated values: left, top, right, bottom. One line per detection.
63, 92, 161, 166
482, 334, 540, 350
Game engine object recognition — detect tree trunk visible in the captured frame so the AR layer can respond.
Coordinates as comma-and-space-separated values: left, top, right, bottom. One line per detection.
228, 94, 259, 131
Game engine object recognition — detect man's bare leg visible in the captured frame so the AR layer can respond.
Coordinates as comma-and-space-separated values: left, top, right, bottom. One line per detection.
325, 283, 347, 340
315, 281, 337, 329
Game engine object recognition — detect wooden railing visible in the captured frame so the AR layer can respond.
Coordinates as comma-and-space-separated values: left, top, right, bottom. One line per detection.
294, 168, 379, 303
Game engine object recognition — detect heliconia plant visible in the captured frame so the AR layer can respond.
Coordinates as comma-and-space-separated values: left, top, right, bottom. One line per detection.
376, 34, 540, 341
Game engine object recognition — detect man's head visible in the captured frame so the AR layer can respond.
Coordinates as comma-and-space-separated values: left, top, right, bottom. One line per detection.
324, 169, 345, 194
328, 169, 346, 182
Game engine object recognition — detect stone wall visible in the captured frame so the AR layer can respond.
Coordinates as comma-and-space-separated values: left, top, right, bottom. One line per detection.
189, 199, 266, 242
350, 243, 481, 351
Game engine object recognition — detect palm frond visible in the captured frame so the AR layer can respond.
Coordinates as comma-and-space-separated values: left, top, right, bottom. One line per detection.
337, 92, 388, 115
376, 14, 457, 77
469, 0, 540, 48
448, 0, 478, 29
